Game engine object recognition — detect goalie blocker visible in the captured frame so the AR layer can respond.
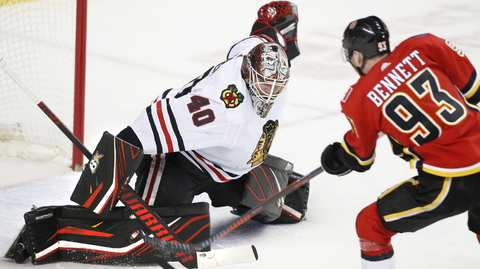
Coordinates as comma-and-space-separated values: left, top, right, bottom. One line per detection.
70, 131, 144, 217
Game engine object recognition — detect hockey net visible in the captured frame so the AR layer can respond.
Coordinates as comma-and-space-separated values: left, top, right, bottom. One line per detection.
0, 0, 86, 170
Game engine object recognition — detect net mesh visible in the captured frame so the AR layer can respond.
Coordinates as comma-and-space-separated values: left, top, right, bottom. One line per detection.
0, 0, 77, 161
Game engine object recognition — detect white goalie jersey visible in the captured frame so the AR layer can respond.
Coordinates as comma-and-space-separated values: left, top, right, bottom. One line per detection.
129, 36, 287, 182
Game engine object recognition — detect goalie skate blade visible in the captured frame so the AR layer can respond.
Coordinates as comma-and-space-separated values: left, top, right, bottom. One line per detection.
196, 245, 258, 269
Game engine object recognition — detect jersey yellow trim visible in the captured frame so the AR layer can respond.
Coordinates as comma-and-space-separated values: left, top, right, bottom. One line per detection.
464, 79, 480, 100
382, 177, 451, 222
421, 163, 480, 177
378, 178, 419, 200
340, 141, 375, 166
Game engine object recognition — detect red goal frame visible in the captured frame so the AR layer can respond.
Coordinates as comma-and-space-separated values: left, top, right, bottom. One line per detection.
73, 0, 88, 171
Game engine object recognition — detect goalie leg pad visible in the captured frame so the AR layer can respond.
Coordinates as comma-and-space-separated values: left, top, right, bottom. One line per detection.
233, 155, 292, 223
18, 203, 210, 265
269, 171, 310, 223
234, 155, 310, 224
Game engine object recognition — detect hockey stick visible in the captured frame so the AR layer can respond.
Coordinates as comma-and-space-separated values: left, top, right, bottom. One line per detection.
0, 55, 295, 266
145, 165, 324, 253
0, 57, 90, 158
0, 56, 197, 268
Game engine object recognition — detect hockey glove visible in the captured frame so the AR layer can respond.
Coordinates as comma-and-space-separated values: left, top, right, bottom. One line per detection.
250, 19, 287, 49
321, 142, 352, 176
253, 1, 300, 61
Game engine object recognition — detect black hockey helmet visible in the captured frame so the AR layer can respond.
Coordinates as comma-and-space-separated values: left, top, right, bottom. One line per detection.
342, 16, 390, 63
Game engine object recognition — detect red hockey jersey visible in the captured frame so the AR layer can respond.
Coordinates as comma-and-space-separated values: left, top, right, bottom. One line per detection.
340, 33, 480, 177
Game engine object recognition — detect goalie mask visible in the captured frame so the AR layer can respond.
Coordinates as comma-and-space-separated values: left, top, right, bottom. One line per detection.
242, 42, 290, 118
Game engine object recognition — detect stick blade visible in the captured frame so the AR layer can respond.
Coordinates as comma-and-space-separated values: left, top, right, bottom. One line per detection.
197, 245, 258, 269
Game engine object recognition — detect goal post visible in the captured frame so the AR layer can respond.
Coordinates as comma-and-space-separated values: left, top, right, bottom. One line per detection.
0, 0, 87, 171
74, 0, 87, 171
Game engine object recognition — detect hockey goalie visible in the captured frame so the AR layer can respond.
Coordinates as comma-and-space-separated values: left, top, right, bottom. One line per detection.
5, 1, 309, 268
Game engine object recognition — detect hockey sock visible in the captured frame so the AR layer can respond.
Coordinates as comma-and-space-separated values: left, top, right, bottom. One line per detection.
356, 202, 397, 269
359, 239, 396, 269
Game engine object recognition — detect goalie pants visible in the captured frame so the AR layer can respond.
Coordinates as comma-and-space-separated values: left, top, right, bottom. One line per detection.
134, 153, 309, 223
356, 169, 480, 268
134, 152, 246, 208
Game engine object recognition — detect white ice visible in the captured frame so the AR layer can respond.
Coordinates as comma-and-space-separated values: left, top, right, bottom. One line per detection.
1, 0, 480, 268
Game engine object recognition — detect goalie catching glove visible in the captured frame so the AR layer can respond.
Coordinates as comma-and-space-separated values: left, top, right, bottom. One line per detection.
250, 1, 300, 61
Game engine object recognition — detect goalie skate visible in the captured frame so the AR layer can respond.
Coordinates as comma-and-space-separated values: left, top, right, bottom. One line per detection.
4, 225, 30, 263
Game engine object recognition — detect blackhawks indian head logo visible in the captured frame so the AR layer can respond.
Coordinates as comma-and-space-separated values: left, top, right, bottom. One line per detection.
221, 84, 244, 108
248, 120, 278, 166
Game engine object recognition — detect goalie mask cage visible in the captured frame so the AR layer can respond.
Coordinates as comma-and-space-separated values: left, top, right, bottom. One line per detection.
0, 0, 87, 171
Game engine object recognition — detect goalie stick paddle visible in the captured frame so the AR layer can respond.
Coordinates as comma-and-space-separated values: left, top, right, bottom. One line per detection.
145, 166, 324, 254
0, 56, 197, 268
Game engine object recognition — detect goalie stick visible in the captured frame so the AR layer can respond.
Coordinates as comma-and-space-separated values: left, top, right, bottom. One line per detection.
154, 245, 258, 269
0, 56, 257, 268
145, 166, 324, 254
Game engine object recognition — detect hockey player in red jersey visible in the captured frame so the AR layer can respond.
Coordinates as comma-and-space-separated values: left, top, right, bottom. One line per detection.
320, 16, 480, 268
6, 1, 309, 266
